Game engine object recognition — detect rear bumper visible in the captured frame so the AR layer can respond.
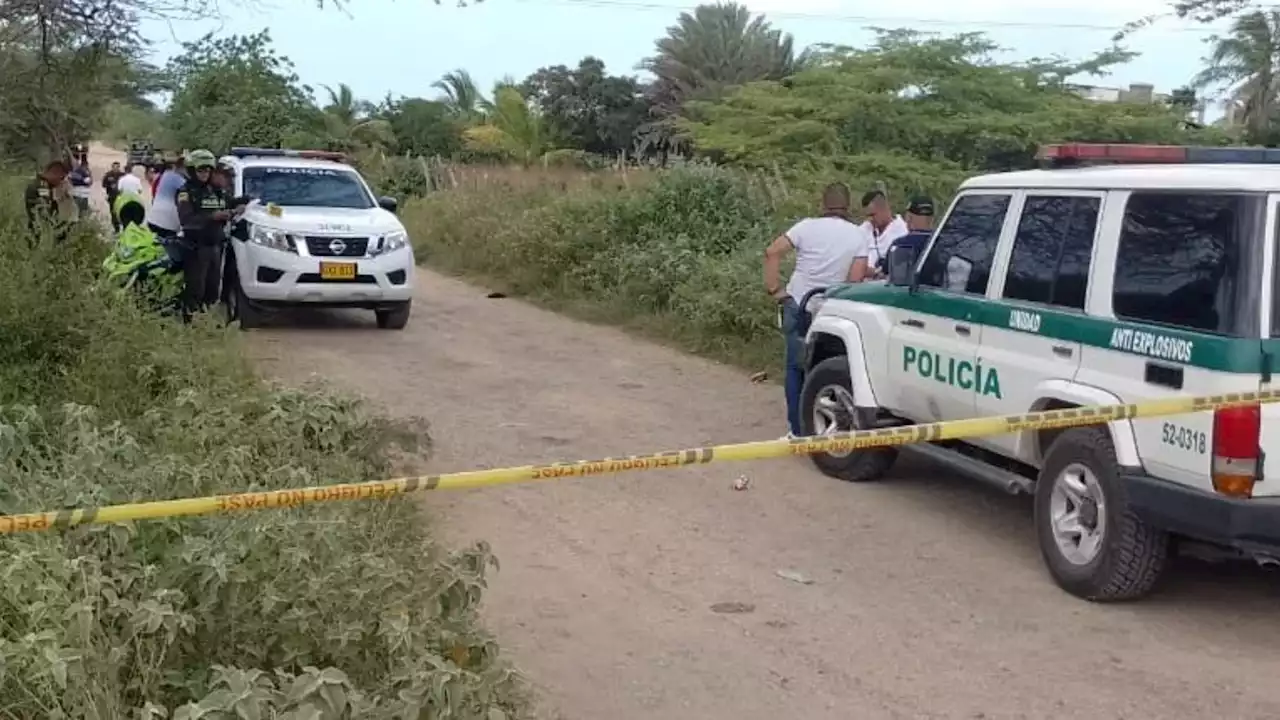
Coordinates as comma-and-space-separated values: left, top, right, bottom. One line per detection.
1124, 473, 1280, 556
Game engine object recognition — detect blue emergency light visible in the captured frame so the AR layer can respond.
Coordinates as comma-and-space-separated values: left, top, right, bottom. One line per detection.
1038, 143, 1280, 166
228, 147, 347, 162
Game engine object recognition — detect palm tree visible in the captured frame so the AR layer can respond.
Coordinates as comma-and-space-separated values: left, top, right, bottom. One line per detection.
462, 86, 551, 165
1194, 10, 1280, 141
433, 69, 485, 119
321, 83, 393, 151
637, 2, 799, 161
641, 3, 797, 113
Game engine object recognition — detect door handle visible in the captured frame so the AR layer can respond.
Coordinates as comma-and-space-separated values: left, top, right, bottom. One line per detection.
954, 324, 971, 336
1051, 345, 1073, 358
900, 318, 925, 329
1145, 362, 1184, 390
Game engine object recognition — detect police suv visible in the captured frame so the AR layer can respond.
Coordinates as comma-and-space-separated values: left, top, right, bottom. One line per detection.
800, 143, 1280, 601
218, 147, 415, 330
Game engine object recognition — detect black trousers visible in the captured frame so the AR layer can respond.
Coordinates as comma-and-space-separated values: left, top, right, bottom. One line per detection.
183, 243, 224, 313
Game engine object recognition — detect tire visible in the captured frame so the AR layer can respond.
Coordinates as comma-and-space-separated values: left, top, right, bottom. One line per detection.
233, 278, 264, 331
1035, 428, 1169, 602
376, 301, 411, 330
799, 355, 897, 482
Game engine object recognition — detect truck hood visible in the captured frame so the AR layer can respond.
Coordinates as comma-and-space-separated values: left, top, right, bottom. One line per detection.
240, 204, 404, 237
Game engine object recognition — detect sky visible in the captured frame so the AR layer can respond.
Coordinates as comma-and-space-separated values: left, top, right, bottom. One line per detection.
138, 0, 1232, 110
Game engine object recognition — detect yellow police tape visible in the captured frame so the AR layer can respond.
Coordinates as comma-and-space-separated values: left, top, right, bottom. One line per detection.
4, 387, 1279, 535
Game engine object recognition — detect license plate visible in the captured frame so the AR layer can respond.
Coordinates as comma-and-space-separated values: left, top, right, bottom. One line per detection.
319, 261, 357, 280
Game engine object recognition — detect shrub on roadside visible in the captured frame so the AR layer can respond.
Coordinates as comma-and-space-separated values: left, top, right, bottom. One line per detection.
0, 179, 527, 718
403, 164, 914, 370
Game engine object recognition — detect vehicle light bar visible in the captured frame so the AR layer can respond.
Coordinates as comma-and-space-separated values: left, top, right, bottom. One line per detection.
1038, 143, 1280, 166
228, 147, 347, 162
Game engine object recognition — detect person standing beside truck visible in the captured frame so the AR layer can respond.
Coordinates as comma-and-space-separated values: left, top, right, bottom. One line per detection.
176, 150, 238, 316
763, 182, 873, 439
860, 189, 909, 275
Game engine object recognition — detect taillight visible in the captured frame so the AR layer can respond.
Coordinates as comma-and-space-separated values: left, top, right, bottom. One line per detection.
1212, 405, 1260, 498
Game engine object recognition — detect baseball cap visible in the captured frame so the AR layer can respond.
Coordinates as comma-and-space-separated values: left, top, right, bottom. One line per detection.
906, 195, 935, 217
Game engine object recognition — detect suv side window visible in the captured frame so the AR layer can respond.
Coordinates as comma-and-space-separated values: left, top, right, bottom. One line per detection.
917, 193, 1011, 295
1002, 195, 1101, 311
1113, 193, 1252, 335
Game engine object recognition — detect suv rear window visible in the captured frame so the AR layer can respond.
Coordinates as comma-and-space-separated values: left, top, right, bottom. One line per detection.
1112, 192, 1265, 337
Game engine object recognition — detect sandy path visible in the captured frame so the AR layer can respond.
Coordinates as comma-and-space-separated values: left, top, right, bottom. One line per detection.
88, 139, 1280, 720
243, 270, 1280, 720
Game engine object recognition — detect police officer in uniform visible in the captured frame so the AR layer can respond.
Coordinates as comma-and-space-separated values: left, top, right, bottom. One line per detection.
23, 160, 69, 245
175, 149, 233, 315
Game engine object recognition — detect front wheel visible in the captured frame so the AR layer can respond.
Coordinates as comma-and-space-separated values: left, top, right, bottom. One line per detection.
799, 355, 897, 482
375, 300, 411, 330
1035, 428, 1169, 601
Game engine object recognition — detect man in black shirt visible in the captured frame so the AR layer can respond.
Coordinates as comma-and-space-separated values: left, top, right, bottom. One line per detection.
176, 149, 242, 315
102, 161, 125, 232
23, 160, 69, 245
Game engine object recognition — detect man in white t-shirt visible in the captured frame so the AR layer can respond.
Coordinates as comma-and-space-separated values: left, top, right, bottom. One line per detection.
764, 182, 872, 438
859, 189, 909, 275
146, 157, 187, 239
116, 170, 144, 197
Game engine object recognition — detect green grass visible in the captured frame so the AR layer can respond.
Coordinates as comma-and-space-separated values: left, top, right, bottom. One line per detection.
0, 180, 528, 718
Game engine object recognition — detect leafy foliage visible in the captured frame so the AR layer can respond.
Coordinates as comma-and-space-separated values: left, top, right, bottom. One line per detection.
522, 57, 648, 158
164, 31, 326, 153
638, 1, 800, 158
684, 31, 1223, 176
1194, 10, 1280, 142
0, 178, 530, 717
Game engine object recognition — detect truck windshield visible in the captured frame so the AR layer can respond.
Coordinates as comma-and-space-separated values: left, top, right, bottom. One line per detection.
242, 166, 374, 210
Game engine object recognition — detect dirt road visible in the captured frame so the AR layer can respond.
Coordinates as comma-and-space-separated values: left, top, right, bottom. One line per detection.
86, 143, 1280, 719
247, 272, 1280, 720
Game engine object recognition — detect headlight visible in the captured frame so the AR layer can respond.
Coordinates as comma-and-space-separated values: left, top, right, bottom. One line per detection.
372, 231, 408, 256
249, 224, 296, 253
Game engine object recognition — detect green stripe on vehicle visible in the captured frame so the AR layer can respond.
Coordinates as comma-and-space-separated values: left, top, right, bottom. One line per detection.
825, 283, 1276, 374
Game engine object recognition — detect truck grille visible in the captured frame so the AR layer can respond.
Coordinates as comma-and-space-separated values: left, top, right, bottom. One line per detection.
305, 236, 368, 257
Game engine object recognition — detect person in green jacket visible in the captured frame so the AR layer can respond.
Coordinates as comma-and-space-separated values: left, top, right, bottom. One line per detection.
103, 192, 183, 312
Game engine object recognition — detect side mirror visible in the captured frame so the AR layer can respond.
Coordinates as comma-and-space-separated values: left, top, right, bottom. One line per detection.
886, 244, 916, 287
377, 196, 399, 213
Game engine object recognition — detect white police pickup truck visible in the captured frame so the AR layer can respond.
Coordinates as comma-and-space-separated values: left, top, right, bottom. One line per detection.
800, 142, 1280, 601
218, 147, 415, 330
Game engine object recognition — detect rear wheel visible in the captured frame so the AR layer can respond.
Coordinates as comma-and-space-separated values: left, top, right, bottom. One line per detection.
1035, 428, 1169, 601
799, 355, 897, 482
376, 301, 411, 330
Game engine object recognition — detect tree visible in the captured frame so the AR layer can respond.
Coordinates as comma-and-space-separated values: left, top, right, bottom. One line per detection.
433, 69, 485, 119
683, 30, 1221, 188
164, 31, 325, 153
0, 0, 144, 160
637, 2, 799, 161
462, 86, 551, 165
321, 82, 394, 151
521, 56, 648, 157
1194, 10, 1280, 141
381, 97, 463, 156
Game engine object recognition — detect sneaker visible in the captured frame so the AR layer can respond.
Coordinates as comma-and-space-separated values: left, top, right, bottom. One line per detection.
779, 432, 799, 441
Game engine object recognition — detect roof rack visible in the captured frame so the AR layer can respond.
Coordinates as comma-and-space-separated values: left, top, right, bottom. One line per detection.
228, 147, 347, 162
1037, 143, 1280, 168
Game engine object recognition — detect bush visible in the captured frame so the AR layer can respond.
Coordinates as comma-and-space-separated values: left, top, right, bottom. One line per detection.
0, 179, 528, 718
403, 165, 817, 370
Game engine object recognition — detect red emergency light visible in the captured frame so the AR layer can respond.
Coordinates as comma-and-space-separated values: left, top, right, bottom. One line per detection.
229, 147, 348, 162
1037, 143, 1280, 166
1037, 143, 1187, 164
